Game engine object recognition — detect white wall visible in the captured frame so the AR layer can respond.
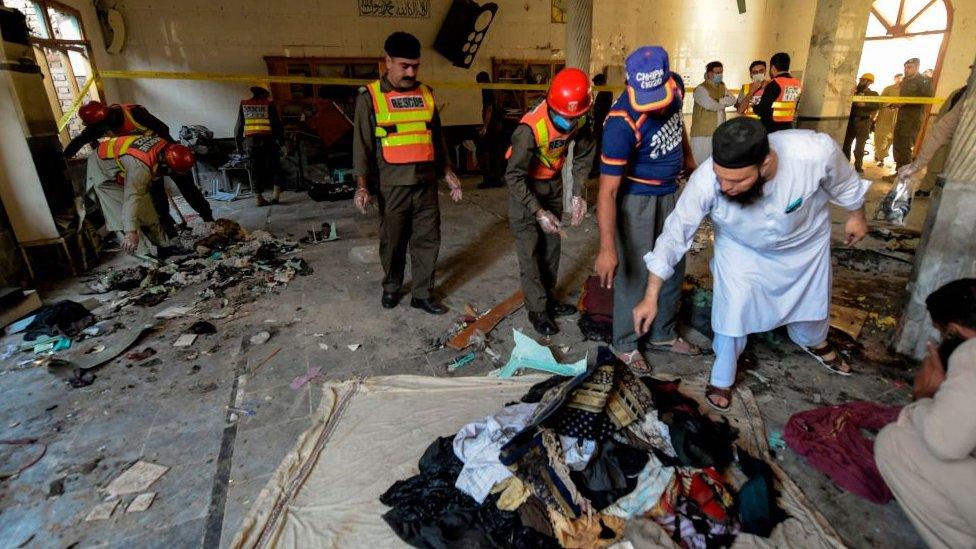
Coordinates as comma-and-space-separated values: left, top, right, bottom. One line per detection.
62, 0, 567, 136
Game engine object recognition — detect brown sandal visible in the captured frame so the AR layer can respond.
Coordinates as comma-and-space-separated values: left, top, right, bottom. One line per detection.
705, 384, 733, 412
617, 350, 651, 374
800, 342, 852, 376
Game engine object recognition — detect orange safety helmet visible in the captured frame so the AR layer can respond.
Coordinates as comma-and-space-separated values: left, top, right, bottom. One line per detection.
78, 100, 110, 126
547, 68, 592, 117
163, 143, 196, 174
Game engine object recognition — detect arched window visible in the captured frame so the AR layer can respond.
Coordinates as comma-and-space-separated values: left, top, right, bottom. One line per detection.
860, 0, 952, 89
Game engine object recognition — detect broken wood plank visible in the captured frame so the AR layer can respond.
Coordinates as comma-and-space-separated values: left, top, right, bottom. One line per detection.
829, 304, 869, 340
447, 291, 524, 350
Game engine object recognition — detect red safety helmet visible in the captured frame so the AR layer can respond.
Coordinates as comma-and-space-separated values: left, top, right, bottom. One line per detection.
163, 144, 196, 174
547, 68, 592, 117
78, 100, 110, 126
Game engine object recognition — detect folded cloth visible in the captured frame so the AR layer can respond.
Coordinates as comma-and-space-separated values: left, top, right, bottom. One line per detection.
453, 402, 539, 504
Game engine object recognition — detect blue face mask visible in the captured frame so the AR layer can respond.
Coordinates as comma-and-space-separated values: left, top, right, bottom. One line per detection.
550, 112, 576, 132
712, 74, 723, 85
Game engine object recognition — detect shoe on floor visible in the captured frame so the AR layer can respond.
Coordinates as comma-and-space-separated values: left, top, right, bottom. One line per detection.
411, 297, 448, 315
549, 301, 578, 317
528, 311, 558, 336
381, 292, 400, 309
255, 194, 270, 207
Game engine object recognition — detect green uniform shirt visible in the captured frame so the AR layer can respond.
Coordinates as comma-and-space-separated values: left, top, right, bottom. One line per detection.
898, 74, 934, 122
505, 122, 596, 215
352, 75, 450, 186
850, 86, 880, 119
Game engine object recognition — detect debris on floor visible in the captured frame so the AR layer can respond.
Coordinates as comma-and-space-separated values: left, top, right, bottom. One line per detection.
250, 331, 271, 345
84, 500, 120, 522
829, 304, 870, 339
173, 334, 197, 347
299, 221, 339, 244
448, 291, 525, 350
290, 367, 325, 390
102, 460, 170, 497
447, 351, 477, 372
188, 321, 217, 335
126, 492, 157, 513
493, 329, 587, 378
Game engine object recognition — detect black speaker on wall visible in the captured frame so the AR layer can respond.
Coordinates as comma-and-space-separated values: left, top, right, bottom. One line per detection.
433, 0, 498, 69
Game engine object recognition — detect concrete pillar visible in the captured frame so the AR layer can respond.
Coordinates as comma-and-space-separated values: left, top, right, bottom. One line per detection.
563, 0, 592, 214
894, 62, 976, 359
794, 0, 873, 142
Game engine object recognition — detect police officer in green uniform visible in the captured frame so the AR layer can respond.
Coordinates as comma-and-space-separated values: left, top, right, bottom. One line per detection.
892, 57, 933, 173
352, 32, 462, 315
505, 68, 595, 336
842, 73, 880, 173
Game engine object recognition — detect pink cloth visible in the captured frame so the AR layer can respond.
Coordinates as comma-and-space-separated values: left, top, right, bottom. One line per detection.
784, 401, 901, 504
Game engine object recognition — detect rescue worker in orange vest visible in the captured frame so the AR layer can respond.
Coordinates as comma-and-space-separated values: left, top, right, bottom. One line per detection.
505, 68, 595, 336
352, 31, 461, 315
69, 101, 214, 226
235, 84, 286, 206
736, 60, 768, 119
753, 52, 802, 134
85, 135, 196, 257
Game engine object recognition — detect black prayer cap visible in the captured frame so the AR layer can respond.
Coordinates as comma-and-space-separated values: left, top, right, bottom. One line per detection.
712, 117, 770, 169
384, 32, 421, 59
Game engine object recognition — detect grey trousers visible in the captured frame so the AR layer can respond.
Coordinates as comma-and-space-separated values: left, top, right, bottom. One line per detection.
613, 192, 685, 352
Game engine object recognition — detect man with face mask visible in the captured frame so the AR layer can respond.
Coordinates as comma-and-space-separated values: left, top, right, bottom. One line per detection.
842, 73, 880, 173
352, 32, 462, 315
632, 118, 870, 411
690, 61, 737, 164
736, 60, 768, 119
875, 278, 976, 549
505, 68, 595, 336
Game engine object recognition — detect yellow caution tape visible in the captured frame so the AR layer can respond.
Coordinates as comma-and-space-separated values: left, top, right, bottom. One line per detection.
57, 75, 98, 132
90, 70, 943, 107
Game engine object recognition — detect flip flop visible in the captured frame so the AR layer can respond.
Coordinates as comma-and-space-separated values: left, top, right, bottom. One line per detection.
616, 350, 651, 373
648, 337, 702, 356
799, 342, 853, 376
705, 384, 733, 413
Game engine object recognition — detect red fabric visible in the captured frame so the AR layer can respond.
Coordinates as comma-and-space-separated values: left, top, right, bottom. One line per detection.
579, 275, 613, 322
783, 401, 900, 504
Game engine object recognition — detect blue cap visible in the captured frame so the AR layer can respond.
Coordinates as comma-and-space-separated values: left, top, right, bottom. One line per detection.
625, 46, 674, 109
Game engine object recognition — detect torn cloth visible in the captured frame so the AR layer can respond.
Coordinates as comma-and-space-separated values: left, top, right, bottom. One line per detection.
453, 403, 539, 504
783, 401, 901, 504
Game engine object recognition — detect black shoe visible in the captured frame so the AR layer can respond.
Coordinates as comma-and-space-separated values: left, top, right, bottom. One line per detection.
529, 311, 558, 336
411, 297, 448, 315
382, 292, 400, 309
549, 301, 578, 317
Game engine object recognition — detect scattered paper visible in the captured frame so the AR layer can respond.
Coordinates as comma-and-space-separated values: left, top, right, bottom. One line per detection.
318, 343, 329, 350
126, 492, 156, 513
495, 329, 587, 378
103, 460, 169, 496
347, 344, 361, 351
154, 305, 194, 319
173, 334, 197, 347
85, 500, 119, 521
250, 331, 271, 345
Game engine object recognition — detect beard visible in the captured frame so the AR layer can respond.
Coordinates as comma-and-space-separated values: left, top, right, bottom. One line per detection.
722, 175, 766, 206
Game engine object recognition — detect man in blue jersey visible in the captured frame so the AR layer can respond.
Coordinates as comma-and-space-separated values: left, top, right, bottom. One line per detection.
594, 46, 700, 372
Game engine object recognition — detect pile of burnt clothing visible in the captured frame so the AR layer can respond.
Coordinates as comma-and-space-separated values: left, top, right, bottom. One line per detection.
86, 219, 313, 309
381, 347, 787, 549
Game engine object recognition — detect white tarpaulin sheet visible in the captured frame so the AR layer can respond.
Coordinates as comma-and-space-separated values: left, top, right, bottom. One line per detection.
231, 375, 845, 549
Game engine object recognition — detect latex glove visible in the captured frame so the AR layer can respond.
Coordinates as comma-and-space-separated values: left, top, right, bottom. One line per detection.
570, 196, 586, 226
535, 209, 562, 235
897, 163, 921, 180
122, 231, 140, 253
720, 94, 737, 107
354, 188, 372, 214
445, 170, 462, 202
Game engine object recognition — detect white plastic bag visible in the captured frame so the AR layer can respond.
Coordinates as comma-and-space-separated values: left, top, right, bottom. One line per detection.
874, 176, 916, 226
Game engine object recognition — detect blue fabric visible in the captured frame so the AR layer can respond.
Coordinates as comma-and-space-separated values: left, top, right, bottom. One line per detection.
600, 72, 685, 197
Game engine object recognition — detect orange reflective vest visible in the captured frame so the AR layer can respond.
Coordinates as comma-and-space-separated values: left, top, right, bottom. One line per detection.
505, 100, 585, 181
241, 98, 273, 137
97, 135, 168, 180
107, 104, 152, 137
740, 83, 764, 119
366, 80, 436, 164
771, 76, 802, 123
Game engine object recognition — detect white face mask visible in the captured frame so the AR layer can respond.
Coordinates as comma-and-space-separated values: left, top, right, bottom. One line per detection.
752, 72, 766, 83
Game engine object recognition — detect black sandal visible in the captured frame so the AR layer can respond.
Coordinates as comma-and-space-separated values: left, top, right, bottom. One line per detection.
800, 342, 853, 376
705, 384, 733, 412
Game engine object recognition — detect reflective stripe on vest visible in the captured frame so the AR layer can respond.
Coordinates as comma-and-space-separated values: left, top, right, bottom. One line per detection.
107, 104, 152, 137
97, 135, 167, 178
740, 84, 760, 119
771, 76, 801, 122
241, 98, 273, 136
504, 100, 583, 181
366, 80, 435, 164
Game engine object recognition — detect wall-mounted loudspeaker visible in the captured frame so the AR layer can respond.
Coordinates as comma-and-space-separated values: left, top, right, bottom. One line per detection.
433, 0, 498, 69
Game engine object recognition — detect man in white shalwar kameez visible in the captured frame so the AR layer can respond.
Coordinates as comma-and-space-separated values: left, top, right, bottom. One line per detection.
633, 117, 870, 410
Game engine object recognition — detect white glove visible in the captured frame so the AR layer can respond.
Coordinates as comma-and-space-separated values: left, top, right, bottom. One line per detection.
570, 196, 586, 226
720, 94, 738, 107
897, 163, 921, 180
535, 209, 562, 235
354, 188, 372, 214
444, 170, 462, 202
